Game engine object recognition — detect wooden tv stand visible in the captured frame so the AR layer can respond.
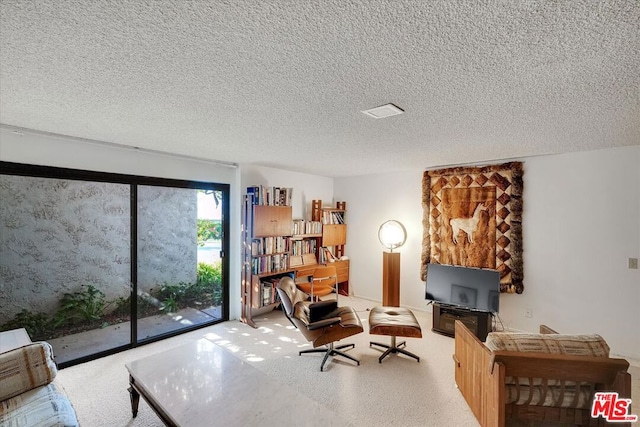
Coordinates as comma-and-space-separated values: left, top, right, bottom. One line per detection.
431, 303, 492, 342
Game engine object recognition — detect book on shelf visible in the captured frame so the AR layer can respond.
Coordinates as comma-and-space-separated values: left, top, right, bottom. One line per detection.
246, 186, 260, 205
251, 236, 289, 256
291, 238, 317, 256
262, 281, 272, 306
321, 247, 337, 263
246, 185, 293, 206
251, 253, 289, 275
260, 277, 282, 306
292, 219, 322, 235
322, 210, 345, 224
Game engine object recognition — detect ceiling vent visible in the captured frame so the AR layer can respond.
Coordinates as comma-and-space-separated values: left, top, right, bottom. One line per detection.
361, 103, 404, 119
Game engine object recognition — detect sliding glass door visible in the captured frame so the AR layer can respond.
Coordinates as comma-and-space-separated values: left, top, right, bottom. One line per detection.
0, 162, 229, 367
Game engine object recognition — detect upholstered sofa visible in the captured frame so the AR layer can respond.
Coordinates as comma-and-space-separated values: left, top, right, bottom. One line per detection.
0, 342, 79, 426
453, 321, 632, 426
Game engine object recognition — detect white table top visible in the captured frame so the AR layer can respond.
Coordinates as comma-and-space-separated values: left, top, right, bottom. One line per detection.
0, 328, 32, 353
126, 338, 351, 427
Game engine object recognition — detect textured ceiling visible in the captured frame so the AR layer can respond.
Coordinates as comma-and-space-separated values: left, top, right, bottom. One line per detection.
1, 1, 639, 177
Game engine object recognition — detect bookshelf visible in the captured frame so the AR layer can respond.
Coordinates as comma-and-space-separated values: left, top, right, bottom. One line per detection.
290, 218, 322, 258
311, 200, 350, 295
241, 186, 294, 328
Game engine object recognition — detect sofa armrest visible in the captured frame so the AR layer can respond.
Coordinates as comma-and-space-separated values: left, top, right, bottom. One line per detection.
491, 350, 631, 389
0, 342, 57, 401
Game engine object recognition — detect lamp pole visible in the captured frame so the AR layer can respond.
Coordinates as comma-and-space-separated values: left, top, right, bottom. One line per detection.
382, 251, 401, 306
378, 220, 406, 307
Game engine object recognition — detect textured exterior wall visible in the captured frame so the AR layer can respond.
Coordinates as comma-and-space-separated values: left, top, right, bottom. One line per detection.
137, 186, 197, 292
0, 176, 197, 324
0, 175, 131, 322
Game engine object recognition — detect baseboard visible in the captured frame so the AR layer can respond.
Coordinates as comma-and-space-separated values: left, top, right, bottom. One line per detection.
348, 293, 432, 314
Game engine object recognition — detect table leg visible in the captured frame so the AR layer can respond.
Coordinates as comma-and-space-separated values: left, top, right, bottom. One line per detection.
128, 375, 140, 417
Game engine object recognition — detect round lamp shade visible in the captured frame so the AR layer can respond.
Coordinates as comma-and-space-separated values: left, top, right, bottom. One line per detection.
378, 220, 407, 251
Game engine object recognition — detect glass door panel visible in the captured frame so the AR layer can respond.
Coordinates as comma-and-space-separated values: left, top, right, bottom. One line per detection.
195, 189, 224, 321
0, 175, 131, 366
136, 186, 223, 341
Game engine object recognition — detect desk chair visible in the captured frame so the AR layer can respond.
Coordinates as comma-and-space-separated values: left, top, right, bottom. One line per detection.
296, 264, 338, 302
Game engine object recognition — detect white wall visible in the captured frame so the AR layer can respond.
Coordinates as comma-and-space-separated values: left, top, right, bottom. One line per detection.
511, 146, 640, 361
333, 171, 426, 309
240, 165, 334, 219
0, 128, 243, 320
336, 146, 640, 362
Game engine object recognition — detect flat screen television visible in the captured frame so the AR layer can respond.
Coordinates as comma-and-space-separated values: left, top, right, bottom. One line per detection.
425, 263, 500, 313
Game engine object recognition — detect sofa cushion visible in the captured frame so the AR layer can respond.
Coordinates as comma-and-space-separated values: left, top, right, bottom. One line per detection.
0, 342, 58, 402
0, 382, 79, 427
505, 383, 593, 409
485, 332, 609, 357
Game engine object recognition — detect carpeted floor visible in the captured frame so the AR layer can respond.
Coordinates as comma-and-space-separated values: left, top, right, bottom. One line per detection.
54, 296, 639, 427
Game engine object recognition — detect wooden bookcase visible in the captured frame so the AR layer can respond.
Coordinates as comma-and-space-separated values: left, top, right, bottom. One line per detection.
241, 191, 294, 328
311, 200, 350, 295
290, 218, 322, 262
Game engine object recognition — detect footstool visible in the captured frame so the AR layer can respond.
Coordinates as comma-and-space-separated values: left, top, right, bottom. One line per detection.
369, 306, 422, 363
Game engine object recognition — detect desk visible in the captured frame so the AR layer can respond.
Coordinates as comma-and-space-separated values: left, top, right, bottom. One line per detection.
0, 328, 32, 353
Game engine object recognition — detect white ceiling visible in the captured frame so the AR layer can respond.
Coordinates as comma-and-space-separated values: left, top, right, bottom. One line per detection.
1, 1, 638, 177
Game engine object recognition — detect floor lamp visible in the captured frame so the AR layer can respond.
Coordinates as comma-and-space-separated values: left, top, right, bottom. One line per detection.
378, 220, 407, 307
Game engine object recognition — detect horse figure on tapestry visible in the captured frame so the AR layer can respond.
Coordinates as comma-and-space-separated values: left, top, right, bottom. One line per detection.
450, 203, 488, 244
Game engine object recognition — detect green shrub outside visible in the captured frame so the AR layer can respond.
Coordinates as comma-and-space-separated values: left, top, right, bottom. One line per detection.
1, 260, 224, 338
198, 261, 223, 306
1, 309, 52, 340
54, 284, 110, 327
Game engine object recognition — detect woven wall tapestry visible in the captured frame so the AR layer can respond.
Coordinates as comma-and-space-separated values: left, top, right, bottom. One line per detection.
420, 162, 524, 293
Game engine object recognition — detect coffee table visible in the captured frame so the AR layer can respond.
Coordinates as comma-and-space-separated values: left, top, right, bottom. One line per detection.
126, 338, 351, 426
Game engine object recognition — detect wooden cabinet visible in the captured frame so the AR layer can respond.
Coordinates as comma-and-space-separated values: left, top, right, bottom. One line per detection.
322, 224, 346, 247
241, 191, 294, 328
332, 259, 350, 296
253, 205, 292, 237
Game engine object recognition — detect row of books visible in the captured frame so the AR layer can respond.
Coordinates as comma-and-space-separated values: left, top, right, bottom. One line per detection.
251, 236, 289, 256
247, 185, 293, 206
291, 239, 317, 256
291, 219, 322, 235
250, 253, 289, 275
260, 277, 282, 307
322, 211, 345, 224
319, 247, 338, 264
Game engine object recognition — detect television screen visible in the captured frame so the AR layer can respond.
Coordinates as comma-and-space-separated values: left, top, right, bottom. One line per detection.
425, 263, 500, 313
